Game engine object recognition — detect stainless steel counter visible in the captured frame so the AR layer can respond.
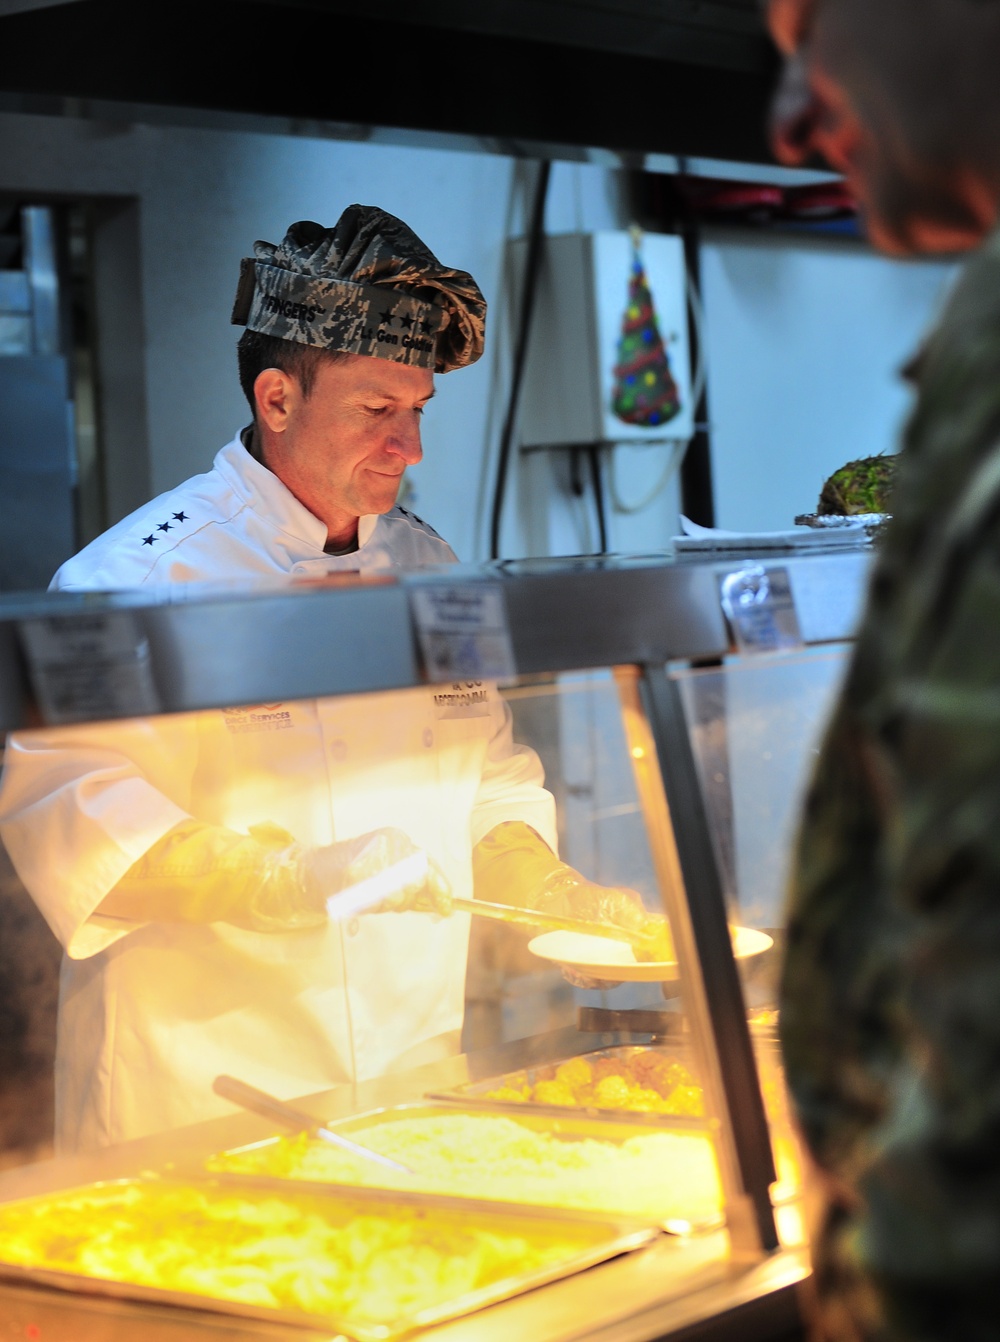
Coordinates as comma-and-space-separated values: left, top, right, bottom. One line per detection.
0, 551, 841, 1339
0, 1028, 809, 1342
0, 549, 869, 731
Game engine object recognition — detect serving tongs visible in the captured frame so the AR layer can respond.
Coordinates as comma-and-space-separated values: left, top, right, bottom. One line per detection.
212, 1074, 414, 1175
449, 896, 669, 959
319, 853, 669, 960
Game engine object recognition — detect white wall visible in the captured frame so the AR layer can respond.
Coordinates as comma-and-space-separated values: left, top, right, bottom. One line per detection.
491, 220, 963, 558
0, 108, 969, 568
0, 111, 630, 567
699, 227, 959, 531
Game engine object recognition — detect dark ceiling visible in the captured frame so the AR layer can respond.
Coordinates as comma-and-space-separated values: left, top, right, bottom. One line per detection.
0, 0, 782, 165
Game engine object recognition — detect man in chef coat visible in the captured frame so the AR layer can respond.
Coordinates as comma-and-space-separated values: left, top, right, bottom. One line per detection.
0, 205, 662, 1153
763, 3, 1000, 1339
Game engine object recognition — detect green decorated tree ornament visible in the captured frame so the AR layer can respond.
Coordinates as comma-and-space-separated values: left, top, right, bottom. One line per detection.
611, 230, 682, 429
818, 454, 897, 515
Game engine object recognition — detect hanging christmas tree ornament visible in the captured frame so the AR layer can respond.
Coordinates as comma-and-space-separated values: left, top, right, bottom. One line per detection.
611, 226, 682, 429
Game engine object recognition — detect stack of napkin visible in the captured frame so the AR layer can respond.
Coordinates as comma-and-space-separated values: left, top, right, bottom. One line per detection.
673, 514, 884, 554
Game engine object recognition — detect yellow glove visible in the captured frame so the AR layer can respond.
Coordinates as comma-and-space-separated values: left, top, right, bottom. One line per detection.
472, 821, 673, 961
99, 820, 451, 933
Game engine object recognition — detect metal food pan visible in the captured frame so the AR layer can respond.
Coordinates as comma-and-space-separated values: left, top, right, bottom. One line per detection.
427, 1044, 712, 1130
0, 1174, 658, 1341
205, 1101, 726, 1234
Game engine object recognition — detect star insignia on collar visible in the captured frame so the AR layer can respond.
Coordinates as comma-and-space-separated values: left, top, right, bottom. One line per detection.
399, 312, 415, 329
172, 511, 188, 522
419, 318, 432, 334
142, 534, 156, 546
379, 308, 395, 326
157, 521, 172, 532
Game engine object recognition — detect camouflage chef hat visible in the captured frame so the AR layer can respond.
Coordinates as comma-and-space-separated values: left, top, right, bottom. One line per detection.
231, 205, 486, 373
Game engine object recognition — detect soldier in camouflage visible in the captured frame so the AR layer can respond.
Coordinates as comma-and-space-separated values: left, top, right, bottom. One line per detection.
765, 1, 1000, 1338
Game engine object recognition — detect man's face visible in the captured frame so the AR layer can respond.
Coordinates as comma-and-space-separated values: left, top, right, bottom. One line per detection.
764, 0, 997, 255
259, 353, 434, 545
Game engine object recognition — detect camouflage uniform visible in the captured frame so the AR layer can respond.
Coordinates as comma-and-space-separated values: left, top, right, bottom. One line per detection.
781, 226, 1000, 1341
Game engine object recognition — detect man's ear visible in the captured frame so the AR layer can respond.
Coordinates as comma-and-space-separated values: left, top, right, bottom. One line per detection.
254, 368, 295, 434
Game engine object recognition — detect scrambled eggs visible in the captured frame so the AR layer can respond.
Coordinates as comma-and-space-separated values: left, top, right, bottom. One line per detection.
208, 1112, 722, 1224
0, 1180, 587, 1323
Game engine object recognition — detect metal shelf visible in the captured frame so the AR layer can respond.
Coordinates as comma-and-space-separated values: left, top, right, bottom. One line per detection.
0, 548, 871, 731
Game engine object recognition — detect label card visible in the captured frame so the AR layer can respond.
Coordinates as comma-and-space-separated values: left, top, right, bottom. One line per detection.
409, 583, 517, 683
718, 565, 804, 655
18, 611, 161, 723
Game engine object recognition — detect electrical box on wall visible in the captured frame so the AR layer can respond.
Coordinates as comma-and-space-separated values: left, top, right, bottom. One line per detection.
510, 231, 694, 450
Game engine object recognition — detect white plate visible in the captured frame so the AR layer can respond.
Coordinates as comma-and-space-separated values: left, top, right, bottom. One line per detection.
527, 926, 774, 983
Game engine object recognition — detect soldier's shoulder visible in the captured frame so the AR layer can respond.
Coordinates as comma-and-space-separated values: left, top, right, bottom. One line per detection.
927, 233, 1000, 369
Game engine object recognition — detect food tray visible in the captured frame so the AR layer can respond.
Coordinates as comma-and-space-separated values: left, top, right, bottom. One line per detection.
205, 1101, 725, 1233
0, 1174, 658, 1340
426, 1044, 712, 1129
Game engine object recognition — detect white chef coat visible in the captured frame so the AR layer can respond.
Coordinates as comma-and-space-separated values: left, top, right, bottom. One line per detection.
0, 434, 556, 1151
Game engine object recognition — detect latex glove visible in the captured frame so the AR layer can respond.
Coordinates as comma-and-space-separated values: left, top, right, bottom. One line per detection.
472, 821, 673, 986
99, 819, 450, 934
305, 826, 452, 918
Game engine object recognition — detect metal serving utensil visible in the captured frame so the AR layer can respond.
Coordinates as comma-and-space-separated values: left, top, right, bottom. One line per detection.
212, 1074, 414, 1175
449, 897, 671, 958
322, 861, 671, 960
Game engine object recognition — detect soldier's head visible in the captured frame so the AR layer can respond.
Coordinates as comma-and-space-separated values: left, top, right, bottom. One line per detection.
231, 205, 486, 548
764, 0, 1000, 255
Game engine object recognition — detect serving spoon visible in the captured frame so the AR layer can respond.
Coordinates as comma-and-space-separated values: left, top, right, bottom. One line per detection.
212, 1074, 414, 1175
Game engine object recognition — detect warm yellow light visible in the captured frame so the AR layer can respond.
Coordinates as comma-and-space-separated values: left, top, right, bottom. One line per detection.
630, 746, 645, 759
774, 1200, 806, 1248
209, 1112, 723, 1224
